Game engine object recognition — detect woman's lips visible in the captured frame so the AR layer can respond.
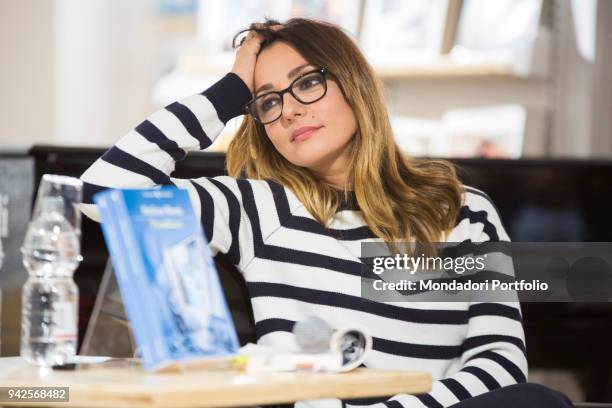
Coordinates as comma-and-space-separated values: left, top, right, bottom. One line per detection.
291, 126, 322, 143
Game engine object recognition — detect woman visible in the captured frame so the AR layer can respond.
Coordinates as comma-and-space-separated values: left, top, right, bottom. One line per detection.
81, 18, 573, 408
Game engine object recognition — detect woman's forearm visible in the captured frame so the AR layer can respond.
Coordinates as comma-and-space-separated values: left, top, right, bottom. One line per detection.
79, 73, 251, 219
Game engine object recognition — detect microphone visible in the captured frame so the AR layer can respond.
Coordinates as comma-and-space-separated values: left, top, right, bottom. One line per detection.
293, 315, 334, 353
292, 315, 373, 372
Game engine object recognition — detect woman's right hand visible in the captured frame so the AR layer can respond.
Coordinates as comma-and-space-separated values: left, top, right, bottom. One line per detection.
230, 24, 282, 94
230, 29, 265, 94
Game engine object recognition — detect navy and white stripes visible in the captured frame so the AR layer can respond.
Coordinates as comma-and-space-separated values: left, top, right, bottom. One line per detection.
80, 73, 527, 408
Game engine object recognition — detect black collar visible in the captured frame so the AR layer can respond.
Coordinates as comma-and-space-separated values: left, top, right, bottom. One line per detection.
336, 190, 359, 211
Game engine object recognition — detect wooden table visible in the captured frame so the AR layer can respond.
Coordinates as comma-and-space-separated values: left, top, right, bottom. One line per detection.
0, 357, 431, 407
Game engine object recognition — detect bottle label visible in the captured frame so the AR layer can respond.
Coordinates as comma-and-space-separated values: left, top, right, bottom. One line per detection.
52, 301, 77, 341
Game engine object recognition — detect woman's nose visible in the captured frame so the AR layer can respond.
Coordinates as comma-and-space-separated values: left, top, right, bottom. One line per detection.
281, 92, 306, 120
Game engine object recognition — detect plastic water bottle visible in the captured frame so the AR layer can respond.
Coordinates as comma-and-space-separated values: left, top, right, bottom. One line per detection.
20, 196, 81, 366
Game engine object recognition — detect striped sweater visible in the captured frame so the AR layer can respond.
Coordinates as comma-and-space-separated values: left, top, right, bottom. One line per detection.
80, 73, 528, 408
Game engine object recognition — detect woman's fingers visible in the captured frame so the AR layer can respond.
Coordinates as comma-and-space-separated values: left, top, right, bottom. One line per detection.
231, 24, 282, 93
231, 32, 263, 93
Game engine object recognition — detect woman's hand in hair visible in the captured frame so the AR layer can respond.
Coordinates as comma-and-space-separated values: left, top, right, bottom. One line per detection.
231, 24, 282, 94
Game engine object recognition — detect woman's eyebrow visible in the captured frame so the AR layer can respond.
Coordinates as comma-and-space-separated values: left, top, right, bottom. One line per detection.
255, 63, 314, 95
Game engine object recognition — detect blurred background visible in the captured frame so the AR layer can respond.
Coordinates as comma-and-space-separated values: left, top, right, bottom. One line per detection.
1, 0, 612, 404
0, 0, 610, 158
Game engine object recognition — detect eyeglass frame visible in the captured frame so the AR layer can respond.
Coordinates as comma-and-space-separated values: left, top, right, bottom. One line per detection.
245, 67, 329, 125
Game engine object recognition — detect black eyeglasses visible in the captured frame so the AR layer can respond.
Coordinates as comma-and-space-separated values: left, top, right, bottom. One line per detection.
245, 68, 328, 125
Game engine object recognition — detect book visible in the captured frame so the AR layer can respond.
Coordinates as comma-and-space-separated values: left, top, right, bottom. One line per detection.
94, 187, 240, 371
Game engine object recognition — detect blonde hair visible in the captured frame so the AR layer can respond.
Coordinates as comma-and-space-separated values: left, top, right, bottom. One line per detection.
227, 18, 464, 248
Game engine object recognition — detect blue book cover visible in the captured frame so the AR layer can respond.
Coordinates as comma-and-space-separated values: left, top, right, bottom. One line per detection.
94, 187, 240, 371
